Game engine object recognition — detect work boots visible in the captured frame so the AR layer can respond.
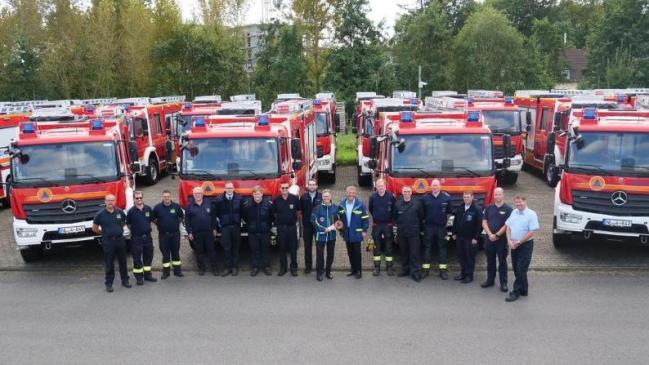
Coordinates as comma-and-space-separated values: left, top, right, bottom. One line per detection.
372, 263, 380, 276
386, 263, 394, 276
161, 267, 171, 280
144, 272, 158, 282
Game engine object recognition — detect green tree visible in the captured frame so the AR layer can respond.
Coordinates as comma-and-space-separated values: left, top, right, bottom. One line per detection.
292, 0, 342, 93
324, 0, 396, 115
86, 0, 119, 97
584, 0, 649, 87
530, 17, 564, 82
253, 23, 308, 109
392, 1, 453, 93
448, 6, 548, 93
487, 0, 556, 36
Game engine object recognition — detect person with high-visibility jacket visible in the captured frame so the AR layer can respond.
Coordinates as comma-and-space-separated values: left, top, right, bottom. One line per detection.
338, 185, 370, 279
310, 189, 341, 281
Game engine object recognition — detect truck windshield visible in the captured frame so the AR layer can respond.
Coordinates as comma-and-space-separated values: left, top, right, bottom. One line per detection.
12, 142, 119, 187
316, 112, 329, 136
482, 110, 521, 134
567, 132, 649, 177
391, 134, 493, 177
376, 106, 417, 114
181, 137, 279, 178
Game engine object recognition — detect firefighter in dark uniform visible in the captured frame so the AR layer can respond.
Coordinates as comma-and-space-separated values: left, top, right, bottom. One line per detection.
126, 190, 157, 285
213, 181, 243, 276
152, 190, 185, 279
92, 194, 131, 292
243, 185, 273, 276
273, 182, 301, 276
481, 187, 513, 292
452, 191, 483, 284
299, 179, 322, 274
422, 179, 454, 280
185, 187, 219, 276
394, 186, 424, 282
368, 178, 396, 276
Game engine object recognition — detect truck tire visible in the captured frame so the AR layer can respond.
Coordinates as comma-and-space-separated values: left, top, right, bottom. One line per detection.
145, 157, 159, 185
544, 162, 559, 188
552, 232, 570, 248
330, 163, 337, 184
357, 171, 371, 187
504, 172, 518, 185
3, 175, 11, 208
20, 246, 43, 262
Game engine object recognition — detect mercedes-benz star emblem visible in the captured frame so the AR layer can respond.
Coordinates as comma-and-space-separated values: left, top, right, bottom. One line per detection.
61, 199, 77, 214
611, 191, 628, 206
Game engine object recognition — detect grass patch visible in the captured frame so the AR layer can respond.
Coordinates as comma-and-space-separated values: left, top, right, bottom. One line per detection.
336, 133, 357, 166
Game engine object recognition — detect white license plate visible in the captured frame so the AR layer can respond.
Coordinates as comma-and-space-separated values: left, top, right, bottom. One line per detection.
318, 160, 328, 166
58, 226, 85, 235
602, 219, 632, 228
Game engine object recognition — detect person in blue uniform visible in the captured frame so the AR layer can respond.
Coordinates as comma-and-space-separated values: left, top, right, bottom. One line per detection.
243, 186, 273, 276
311, 189, 341, 281
300, 179, 322, 274
452, 191, 483, 284
368, 179, 396, 276
481, 188, 512, 292
92, 194, 131, 292
421, 179, 453, 280
273, 183, 301, 276
213, 181, 243, 276
126, 191, 157, 285
185, 187, 219, 276
152, 190, 185, 279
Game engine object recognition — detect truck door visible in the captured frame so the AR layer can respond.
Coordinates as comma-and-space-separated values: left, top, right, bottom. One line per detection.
533, 106, 552, 162
151, 112, 166, 165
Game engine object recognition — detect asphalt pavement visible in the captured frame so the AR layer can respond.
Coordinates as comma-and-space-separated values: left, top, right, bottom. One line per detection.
0, 270, 648, 364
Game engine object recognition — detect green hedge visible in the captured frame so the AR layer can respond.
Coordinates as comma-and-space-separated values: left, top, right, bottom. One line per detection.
336, 133, 357, 166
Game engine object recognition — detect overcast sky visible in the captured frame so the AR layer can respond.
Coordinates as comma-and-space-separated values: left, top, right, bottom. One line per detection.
178, 0, 420, 36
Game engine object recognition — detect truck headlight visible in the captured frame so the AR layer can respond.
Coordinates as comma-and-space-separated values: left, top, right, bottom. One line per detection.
16, 228, 38, 238
560, 212, 582, 224
510, 159, 522, 166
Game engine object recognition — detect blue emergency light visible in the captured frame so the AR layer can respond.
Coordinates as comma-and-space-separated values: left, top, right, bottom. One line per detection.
583, 108, 597, 120
466, 96, 474, 104
194, 117, 206, 127
21, 122, 36, 134
401, 111, 413, 123
411, 98, 418, 105
313, 99, 322, 106
257, 114, 270, 126
616, 94, 625, 103
184, 102, 192, 110
467, 111, 480, 122
504, 96, 514, 104
85, 103, 95, 113
91, 119, 104, 130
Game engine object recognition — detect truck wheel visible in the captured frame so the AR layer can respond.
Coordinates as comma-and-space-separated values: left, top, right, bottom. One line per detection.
357, 166, 371, 187
544, 163, 559, 188
20, 246, 43, 263
553, 233, 570, 248
330, 164, 337, 184
504, 172, 518, 185
3, 176, 11, 208
145, 157, 159, 185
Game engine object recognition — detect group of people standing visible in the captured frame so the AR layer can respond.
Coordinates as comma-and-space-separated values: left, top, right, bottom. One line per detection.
92, 178, 538, 302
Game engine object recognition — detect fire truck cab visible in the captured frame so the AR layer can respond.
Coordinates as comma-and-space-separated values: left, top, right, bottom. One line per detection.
367, 110, 505, 209
552, 108, 649, 247
9, 119, 136, 262
313, 97, 337, 182
177, 100, 317, 214
354, 97, 419, 186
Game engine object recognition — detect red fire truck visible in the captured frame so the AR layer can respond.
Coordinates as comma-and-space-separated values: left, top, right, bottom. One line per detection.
9, 119, 136, 262
313, 96, 338, 183
552, 108, 649, 247
425, 90, 524, 185
103, 96, 183, 185
354, 96, 419, 186
177, 98, 317, 210
367, 110, 505, 208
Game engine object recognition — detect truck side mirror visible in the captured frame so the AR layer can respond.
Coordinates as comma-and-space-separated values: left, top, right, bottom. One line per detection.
128, 141, 138, 162
165, 140, 173, 162
291, 139, 302, 160
502, 134, 512, 168
130, 162, 140, 174
369, 136, 378, 159
526, 124, 531, 133
292, 161, 302, 171
526, 110, 532, 125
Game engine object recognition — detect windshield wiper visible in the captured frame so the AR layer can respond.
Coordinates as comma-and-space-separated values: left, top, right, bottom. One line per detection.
566, 164, 612, 176
450, 167, 481, 177
70, 174, 109, 184
395, 167, 434, 178
181, 169, 219, 180
13, 177, 58, 187
227, 168, 265, 179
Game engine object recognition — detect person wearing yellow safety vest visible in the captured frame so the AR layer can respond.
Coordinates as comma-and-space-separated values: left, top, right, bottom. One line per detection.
368, 179, 396, 276
152, 190, 185, 279
338, 185, 370, 279
310, 189, 341, 281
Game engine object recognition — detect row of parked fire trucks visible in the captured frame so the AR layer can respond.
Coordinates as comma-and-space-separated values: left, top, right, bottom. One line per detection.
351, 87, 649, 248
3, 85, 649, 262
0, 92, 341, 261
